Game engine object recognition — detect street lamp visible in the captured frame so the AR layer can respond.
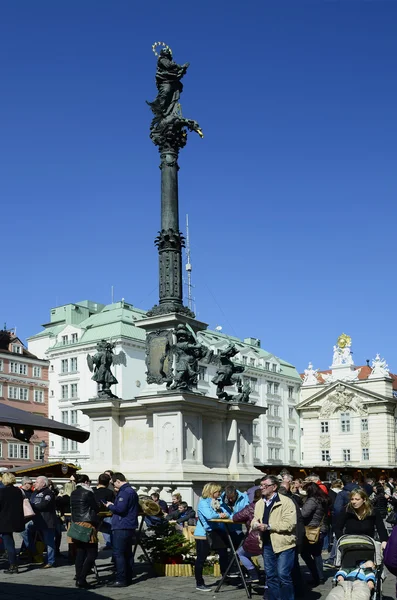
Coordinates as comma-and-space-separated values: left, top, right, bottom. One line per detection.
39, 440, 47, 464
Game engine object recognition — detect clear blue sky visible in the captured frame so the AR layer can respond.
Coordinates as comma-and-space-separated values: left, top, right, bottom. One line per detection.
1, 1, 396, 372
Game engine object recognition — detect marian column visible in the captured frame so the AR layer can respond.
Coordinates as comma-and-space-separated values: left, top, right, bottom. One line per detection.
137, 42, 207, 389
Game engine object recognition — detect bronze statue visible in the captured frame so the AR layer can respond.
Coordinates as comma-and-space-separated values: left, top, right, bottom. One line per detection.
168, 324, 207, 391
147, 43, 203, 151
87, 340, 126, 398
211, 344, 247, 401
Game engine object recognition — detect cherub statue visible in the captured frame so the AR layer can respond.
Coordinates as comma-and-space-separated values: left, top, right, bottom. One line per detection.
87, 340, 126, 398
211, 344, 246, 401
168, 324, 207, 391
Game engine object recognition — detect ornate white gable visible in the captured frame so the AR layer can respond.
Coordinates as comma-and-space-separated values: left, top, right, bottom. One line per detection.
297, 382, 370, 417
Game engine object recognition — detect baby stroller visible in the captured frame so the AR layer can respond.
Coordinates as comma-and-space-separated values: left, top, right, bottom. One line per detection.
333, 535, 384, 599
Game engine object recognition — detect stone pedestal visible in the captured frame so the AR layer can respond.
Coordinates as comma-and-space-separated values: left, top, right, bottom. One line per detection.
74, 391, 265, 504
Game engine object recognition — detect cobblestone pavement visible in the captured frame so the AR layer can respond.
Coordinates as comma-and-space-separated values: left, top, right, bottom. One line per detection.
0, 546, 395, 600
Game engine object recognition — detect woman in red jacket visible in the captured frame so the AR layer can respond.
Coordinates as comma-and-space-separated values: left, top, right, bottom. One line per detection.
232, 488, 262, 583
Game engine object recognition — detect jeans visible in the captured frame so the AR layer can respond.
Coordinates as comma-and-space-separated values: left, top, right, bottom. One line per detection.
2, 533, 17, 566
27, 526, 56, 565
100, 517, 112, 547
112, 529, 135, 584
75, 541, 98, 583
237, 546, 257, 571
195, 539, 228, 586
263, 545, 295, 600
20, 519, 34, 551
301, 535, 324, 582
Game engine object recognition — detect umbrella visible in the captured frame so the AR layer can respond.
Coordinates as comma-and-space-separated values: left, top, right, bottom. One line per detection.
0, 402, 89, 443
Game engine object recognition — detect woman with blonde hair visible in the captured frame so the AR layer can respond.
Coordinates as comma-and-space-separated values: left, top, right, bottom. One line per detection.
0, 472, 25, 574
334, 488, 388, 547
194, 482, 228, 592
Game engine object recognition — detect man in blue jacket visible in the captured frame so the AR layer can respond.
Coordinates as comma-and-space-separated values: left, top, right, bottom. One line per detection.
104, 472, 138, 588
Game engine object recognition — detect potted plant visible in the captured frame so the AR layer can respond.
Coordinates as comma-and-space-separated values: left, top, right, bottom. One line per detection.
141, 521, 195, 576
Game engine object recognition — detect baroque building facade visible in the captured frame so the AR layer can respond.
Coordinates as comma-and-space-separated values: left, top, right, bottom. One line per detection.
297, 336, 397, 474
28, 299, 301, 471
0, 328, 49, 468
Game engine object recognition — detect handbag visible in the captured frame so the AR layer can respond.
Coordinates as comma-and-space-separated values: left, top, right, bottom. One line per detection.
305, 515, 324, 545
68, 522, 93, 543
23, 498, 35, 519
386, 511, 397, 525
198, 515, 227, 550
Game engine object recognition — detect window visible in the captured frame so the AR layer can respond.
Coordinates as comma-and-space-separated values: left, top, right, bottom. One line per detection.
362, 448, 369, 461
288, 386, 293, 399
289, 427, 295, 440
253, 421, 259, 436
71, 441, 78, 451
8, 443, 29, 459
249, 358, 255, 367
12, 344, 22, 354
289, 449, 295, 461
288, 407, 294, 419
198, 366, 207, 381
265, 362, 270, 371
274, 448, 280, 459
274, 426, 280, 437
34, 445, 41, 461
321, 450, 331, 462
34, 390, 44, 403
269, 447, 274, 459
61, 385, 68, 399
71, 333, 78, 343
70, 383, 78, 398
301, 427, 304, 436
273, 383, 279, 395
70, 357, 78, 372
50, 390, 54, 397
321, 421, 329, 433
242, 356, 247, 365
0, 384, 2, 397
341, 413, 351, 433
273, 405, 279, 417
267, 382, 273, 394
272, 364, 277, 373
8, 386, 28, 401
268, 425, 274, 437
361, 418, 368, 432
61, 359, 68, 374
33, 366, 42, 378
254, 446, 260, 459
244, 376, 257, 392
10, 362, 27, 375
343, 449, 351, 462
61, 437, 68, 452
0, 359, 3, 371
70, 410, 78, 425
62, 335, 68, 345
61, 411, 68, 424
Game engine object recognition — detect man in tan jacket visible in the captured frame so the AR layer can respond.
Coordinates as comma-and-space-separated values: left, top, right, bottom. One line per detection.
252, 475, 297, 600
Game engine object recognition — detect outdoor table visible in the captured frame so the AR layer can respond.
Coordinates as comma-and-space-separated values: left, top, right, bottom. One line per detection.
209, 518, 251, 599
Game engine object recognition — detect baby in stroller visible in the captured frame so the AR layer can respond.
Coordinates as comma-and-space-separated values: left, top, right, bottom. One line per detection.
335, 559, 376, 591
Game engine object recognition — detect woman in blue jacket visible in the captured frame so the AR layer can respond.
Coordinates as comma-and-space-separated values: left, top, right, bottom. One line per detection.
194, 483, 228, 592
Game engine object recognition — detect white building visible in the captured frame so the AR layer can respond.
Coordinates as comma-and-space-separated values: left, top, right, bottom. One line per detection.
28, 299, 301, 472
297, 335, 397, 473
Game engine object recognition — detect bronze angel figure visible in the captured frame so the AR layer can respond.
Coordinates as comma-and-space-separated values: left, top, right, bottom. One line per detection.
87, 340, 126, 398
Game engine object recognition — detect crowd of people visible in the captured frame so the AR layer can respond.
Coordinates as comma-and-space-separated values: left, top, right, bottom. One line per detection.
0, 468, 396, 598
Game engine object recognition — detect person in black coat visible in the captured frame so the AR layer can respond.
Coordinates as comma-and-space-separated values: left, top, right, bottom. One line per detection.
70, 473, 101, 588
0, 472, 25, 574
29, 475, 57, 568
335, 488, 388, 548
165, 501, 196, 526
371, 484, 388, 519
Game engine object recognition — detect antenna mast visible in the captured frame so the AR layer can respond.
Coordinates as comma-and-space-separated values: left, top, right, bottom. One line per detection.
185, 214, 193, 312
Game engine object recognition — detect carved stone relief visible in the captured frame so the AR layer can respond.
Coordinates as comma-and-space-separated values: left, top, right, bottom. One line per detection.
319, 434, 331, 449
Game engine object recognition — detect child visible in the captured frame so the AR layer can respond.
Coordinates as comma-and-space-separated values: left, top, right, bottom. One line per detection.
335, 560, 376, 591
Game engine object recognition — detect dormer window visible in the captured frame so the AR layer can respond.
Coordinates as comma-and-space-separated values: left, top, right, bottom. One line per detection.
272, 364, 277, 373
12, 344, 22, 354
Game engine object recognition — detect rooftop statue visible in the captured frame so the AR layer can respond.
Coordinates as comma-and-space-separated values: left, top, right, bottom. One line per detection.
147, 42, 203, 151
302, 362, 319, 386
87, 340, 126, 398
369, 353, 390, 379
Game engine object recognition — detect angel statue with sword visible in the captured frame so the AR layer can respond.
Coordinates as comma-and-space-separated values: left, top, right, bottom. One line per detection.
87, 340, 126, 398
